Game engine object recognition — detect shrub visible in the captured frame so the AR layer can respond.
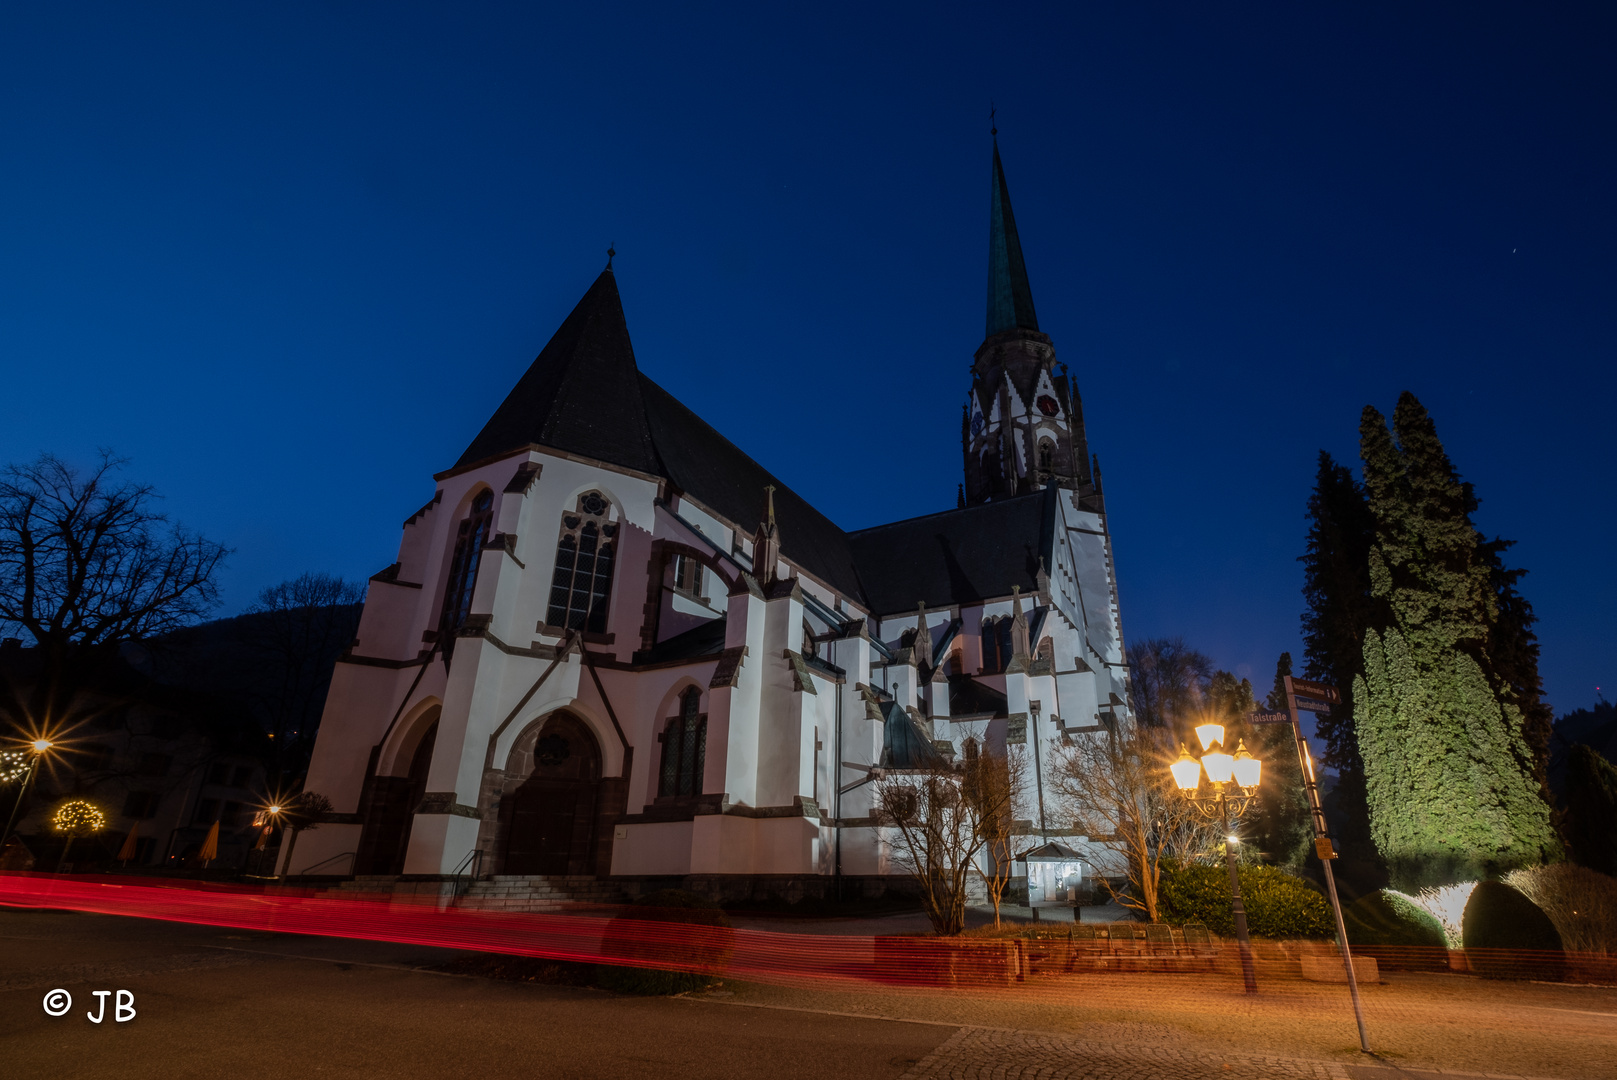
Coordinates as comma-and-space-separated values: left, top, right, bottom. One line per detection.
1345, 890, 1446, 949
1156, 861, 1334, 938
1462, 880, 1564, 980
596, 889, 734, 995
1504, 863, 1617, 956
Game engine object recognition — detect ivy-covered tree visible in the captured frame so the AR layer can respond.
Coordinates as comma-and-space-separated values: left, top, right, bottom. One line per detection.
1298, 451, 1380, 867
1352, 393, 1559, 889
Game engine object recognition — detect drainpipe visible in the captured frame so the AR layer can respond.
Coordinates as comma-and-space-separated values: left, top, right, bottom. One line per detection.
833, 646, 843, 903
1030, 699, 1048, 842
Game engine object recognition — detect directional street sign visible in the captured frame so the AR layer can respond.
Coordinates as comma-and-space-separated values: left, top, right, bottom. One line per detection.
1293, 697, 1336, 714
1288, 677, 1340, 703
1246, 710, 1291, 725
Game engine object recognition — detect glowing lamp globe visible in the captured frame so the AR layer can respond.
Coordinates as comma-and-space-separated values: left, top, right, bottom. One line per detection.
1202, 746, 1235, 784
1194, 723, 1224, 752
1170, 745, 1202, 791
1232, 741, 1262, 790
31, 739, 51, 754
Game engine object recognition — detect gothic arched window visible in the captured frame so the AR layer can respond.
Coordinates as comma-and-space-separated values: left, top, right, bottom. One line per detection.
546, 492, 618, 633
980, 617, 1014, 674
658, 687, 706, 798
1037, 438, 1054, 471
442, 490, 494, 632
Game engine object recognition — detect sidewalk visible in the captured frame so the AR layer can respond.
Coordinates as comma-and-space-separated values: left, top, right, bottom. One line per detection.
690, 964, 1617, 1079
727, 899, 1134, 937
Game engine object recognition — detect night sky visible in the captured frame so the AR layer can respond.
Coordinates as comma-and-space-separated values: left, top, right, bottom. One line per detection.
2, 4, 1611, 714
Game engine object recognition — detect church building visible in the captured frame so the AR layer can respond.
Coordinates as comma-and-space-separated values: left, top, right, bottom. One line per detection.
288, 139, 1133, 901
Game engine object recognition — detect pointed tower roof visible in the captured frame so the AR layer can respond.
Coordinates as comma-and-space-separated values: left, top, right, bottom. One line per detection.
985, 139, 1040, 338
455, 268, 660, 475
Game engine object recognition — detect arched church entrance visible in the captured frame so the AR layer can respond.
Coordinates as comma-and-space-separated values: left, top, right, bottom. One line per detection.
356, 717, 438, 875
503, 712, 601, 876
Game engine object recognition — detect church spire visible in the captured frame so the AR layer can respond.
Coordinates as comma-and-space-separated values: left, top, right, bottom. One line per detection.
986, 137, 1039, 339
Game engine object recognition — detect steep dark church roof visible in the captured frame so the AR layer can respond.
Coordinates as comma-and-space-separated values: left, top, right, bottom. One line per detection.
457, 268, 864, 600
847, 488, 1057, 614
985, 138, 1039, 338
639, 376, 864, 599
457, 270, 659, 476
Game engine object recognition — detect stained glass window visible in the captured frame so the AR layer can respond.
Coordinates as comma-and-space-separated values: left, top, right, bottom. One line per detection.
658, 687, 706, 798
443, 490, 494, 632
546, 492, 617, 633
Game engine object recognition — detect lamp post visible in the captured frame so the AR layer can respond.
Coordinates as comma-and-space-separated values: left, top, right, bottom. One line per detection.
1171, 724, 1261, 994
1, 739, 53, 856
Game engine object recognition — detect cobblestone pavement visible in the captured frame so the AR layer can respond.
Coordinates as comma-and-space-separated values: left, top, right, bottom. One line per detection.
893, 1025, 1592, 1080
703, 968, 1617, 1080
897, 1026, 1349, 1079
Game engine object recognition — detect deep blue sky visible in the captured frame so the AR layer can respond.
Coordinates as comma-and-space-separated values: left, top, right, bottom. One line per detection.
2, 4, 1612, 714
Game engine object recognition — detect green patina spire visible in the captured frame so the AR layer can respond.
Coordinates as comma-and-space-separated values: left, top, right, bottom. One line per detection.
986, 137, 1039, 338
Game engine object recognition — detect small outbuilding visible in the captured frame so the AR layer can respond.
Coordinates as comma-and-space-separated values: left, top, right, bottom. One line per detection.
1018, 840, 1088, 909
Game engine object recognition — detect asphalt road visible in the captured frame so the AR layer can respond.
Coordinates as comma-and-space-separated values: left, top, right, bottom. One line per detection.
0, 909, 949, 1080
5, 907, 1613, 1080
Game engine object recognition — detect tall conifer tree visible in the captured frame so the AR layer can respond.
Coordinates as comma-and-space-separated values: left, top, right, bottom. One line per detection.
1352, 393, 1558, 888
1298, 451, 1380, 869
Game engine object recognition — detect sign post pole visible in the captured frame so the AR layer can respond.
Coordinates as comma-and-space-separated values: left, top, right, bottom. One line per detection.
1282, 676, 1371, 1055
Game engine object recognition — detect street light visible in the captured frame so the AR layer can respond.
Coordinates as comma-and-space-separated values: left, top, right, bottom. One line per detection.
1, 739, 54, 857
1171, 734, 1262, 994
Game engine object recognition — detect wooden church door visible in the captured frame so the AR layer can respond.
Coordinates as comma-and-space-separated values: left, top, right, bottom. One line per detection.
504, 714, 600, 876
356, 721, 437, 875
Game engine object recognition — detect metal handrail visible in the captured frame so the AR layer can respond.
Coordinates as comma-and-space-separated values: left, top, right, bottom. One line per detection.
297, 851, 356, 876
449, 848, 482, 904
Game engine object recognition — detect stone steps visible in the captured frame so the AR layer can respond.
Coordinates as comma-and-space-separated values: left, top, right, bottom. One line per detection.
459, 874, 627, 911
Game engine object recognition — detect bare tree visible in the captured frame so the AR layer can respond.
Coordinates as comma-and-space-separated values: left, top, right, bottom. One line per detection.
1050, 723, 1216, 922
966, 737, 1030, 928
874, 748, 1022, 936
244, 573, 365, 783
1127, 637, 1213, 741
0, 452, 228, 739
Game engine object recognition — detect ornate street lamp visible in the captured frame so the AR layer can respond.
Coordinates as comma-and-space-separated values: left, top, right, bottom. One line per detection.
1171, 724, 1261, 994
1, 739, 54, 857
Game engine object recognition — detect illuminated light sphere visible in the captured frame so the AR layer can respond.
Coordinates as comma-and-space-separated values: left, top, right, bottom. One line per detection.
31, 739, 52, 754
1231, 740, 1262, 790
0, 750, 28, 785
1226, 835, 1239, 845
268, 805, 282, 815
1169, 745, 1202, 791
1202, 746, 1235, 784
1194, 722, 1224, 753
52, 799, 106, 836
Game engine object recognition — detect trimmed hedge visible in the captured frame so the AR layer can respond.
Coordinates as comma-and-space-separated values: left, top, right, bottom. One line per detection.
1345, 890, 1446, 948
596, 889, 734, 995
1155, 861, 1334, 938
1462, 880, 1564, 980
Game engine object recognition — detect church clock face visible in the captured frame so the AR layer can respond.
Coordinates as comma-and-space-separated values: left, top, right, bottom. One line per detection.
969, 411, 984, 437
1036, 394, 1059, 417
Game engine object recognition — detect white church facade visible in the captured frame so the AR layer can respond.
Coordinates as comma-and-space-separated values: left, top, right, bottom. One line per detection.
286, 140, 1134, 898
